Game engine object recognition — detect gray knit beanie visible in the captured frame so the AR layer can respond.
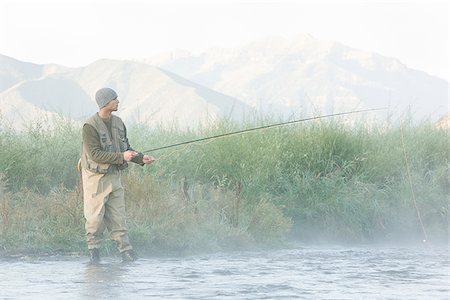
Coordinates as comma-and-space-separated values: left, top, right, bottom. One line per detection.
95, 88, 118, 108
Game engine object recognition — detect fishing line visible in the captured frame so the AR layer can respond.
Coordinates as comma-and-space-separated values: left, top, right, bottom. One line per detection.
400, 125, 428, 243
143, 107, 387, 153
154, 136, 217, 161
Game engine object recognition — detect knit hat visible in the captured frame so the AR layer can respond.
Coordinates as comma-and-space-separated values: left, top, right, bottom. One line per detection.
95, 88, 118, 108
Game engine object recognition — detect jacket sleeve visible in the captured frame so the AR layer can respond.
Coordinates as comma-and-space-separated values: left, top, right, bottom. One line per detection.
82, 124, 124, 164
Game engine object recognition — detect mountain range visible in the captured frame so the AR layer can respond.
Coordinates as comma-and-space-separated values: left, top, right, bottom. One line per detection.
147, 34, 448, 121
1, 34, 448, 130
0, 56, 250, 130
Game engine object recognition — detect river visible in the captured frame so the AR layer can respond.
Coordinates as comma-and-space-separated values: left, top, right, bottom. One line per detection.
0, 245, 448, 299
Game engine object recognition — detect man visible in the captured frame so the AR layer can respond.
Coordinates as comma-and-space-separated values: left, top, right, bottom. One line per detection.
80, 87, 156, 263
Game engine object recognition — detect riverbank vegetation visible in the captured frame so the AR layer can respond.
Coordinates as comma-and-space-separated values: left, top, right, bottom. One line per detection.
0, 116, 448, 256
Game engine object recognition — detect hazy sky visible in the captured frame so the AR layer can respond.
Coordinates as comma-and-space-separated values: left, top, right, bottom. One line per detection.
0, 0, 448, 80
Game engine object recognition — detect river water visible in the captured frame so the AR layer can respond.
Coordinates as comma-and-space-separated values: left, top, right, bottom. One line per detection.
0, 245, 448, 299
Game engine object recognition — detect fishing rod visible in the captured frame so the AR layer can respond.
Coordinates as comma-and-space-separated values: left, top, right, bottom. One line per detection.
143, 107, 387, 153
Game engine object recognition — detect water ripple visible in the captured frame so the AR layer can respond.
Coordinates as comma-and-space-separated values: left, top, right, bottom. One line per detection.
0, 246, 448, 299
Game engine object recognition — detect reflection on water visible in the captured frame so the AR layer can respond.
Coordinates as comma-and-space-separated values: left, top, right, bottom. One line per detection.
83, 262, 130, 299
0, 246, 449, 299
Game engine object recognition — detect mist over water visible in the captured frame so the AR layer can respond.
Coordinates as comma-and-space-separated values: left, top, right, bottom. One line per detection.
1, 245, 448, 299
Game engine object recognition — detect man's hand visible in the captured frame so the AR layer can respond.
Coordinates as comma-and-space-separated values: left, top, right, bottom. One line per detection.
142, 155, 157, 165
123, 150, 138, 161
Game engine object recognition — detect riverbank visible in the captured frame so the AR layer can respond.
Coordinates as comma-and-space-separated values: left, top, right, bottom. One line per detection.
0, 117, 448, 254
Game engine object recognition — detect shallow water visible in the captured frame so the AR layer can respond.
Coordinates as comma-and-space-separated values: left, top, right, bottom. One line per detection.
1, 246, 448, 299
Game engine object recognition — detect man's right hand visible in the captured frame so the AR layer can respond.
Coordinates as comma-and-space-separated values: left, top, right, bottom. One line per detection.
123, 150, 138, 161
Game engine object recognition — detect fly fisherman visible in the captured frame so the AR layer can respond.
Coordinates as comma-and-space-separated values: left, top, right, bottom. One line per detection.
80, 87, 156, 263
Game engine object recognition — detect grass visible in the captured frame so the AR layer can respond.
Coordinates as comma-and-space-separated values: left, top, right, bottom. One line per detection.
0, 115, 448, 255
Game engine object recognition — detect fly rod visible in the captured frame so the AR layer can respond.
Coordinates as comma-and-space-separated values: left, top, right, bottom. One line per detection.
143, 107, 387, 153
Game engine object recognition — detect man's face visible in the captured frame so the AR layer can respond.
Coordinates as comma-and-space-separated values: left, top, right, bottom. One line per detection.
105, 97, 119, 111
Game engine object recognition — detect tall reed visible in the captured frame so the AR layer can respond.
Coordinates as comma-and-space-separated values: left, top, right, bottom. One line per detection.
0, 115, 447, 254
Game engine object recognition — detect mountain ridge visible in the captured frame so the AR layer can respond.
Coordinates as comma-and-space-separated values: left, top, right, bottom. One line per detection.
0, 56, 252, 130
1, 34, 448, 130
145, 34, 448, 121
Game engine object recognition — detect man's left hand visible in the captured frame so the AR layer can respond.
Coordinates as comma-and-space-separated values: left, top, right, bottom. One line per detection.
142, 155, 157, 165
